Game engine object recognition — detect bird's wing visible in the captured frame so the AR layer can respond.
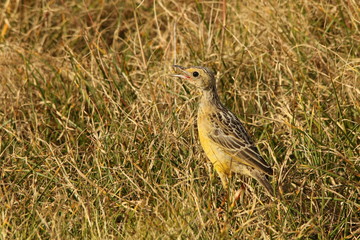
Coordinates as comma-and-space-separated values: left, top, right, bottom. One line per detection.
208, 110, 273, 175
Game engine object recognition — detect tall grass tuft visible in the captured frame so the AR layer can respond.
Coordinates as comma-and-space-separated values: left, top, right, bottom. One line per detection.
0, 1, 359, 239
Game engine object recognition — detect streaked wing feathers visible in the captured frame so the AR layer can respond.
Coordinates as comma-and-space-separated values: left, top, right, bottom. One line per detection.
209, 110, 273, 175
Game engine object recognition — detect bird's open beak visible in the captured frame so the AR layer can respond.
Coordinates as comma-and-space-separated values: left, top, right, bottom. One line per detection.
171, 65, 191, 79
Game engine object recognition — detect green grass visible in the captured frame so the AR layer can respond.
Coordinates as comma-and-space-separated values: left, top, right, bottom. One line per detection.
0, 0, 359, 239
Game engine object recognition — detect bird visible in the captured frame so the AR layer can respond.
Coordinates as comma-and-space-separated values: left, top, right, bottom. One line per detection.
171, 65, 274, 197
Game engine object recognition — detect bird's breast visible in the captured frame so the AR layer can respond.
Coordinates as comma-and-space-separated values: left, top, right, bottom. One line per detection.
197, 108, 232, 174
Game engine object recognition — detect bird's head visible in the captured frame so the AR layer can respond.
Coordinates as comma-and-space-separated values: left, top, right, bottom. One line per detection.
171, 65, 216, 91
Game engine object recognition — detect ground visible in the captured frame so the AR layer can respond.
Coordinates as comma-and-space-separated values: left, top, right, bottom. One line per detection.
0, 1, 359, 239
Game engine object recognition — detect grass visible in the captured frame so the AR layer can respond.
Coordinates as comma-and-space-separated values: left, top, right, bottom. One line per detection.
0, 0, 359, 239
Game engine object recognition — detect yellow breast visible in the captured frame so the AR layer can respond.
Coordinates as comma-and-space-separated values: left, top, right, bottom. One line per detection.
197, 107, 232, 175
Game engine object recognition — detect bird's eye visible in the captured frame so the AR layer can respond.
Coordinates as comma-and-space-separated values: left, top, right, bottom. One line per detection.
193, 71, 199, 77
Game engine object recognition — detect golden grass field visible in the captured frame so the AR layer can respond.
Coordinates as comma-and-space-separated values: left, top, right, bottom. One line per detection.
0, 0, 359, 239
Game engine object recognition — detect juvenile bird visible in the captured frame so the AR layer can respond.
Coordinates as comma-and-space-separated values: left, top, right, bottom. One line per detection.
171, 65, 274, 196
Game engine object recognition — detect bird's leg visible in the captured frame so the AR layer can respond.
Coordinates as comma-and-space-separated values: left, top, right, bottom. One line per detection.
214, 172, 231, 233
218, 171, 230, 207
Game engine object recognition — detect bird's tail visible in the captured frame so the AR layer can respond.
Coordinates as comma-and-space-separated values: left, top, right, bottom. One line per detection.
252, 170, 275, 197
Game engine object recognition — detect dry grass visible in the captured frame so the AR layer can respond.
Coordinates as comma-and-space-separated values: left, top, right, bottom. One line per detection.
0, 0, 359, 239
